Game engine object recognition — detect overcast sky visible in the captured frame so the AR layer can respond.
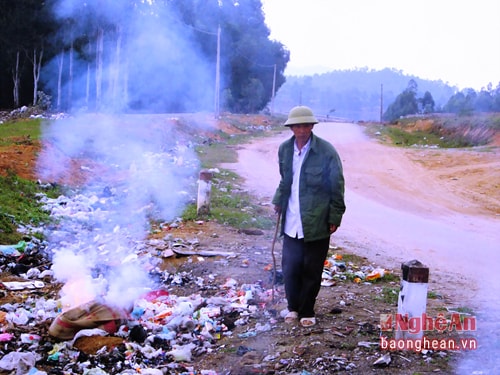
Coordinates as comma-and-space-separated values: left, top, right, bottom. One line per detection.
261, 0, 500, 91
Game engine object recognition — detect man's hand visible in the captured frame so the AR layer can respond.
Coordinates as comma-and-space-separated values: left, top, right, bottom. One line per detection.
274, 205, 282, 215
329, 224, 338, 234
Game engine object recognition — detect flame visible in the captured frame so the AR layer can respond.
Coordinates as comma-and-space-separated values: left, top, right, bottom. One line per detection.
58, 277, 101, 311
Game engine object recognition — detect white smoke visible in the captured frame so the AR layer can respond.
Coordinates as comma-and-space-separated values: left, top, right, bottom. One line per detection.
37, 113, 199, 310
43, 0, 215, 112
37, 0, 211, 310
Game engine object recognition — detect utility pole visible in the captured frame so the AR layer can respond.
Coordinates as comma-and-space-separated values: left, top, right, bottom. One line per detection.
380, 83, 383, 123
271, 64, 276, 115
214, 25, 221, 118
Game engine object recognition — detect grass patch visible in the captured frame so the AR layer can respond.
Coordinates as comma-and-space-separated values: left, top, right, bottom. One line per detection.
180, 115, 285, 230
337, 252, 366, 264
183, 168, 274, 230
427, 290, 442, 299
375, 286, 400, 305
448, 306, 475, 315
0, 174, 61, 244
0, 117, 62, 243
0, 118, 43, 146
196, 143, 239, 167
385, 127, 448, 147
377, 271, 399, 283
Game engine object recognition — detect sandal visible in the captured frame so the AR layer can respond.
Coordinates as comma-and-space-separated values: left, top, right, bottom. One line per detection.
300, 317, 316, 327
284, 311, 299, 324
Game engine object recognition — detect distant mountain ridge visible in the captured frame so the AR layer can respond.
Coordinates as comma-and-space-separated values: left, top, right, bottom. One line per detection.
273, 68, 458, 121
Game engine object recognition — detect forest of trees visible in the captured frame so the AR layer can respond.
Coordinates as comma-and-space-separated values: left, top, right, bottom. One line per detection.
0, 0, 289, 114
2, 1, 499, 120
382, 79, 500, 122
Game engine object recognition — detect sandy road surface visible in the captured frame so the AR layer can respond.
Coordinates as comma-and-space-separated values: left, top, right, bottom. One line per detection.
224, 122, 500, 309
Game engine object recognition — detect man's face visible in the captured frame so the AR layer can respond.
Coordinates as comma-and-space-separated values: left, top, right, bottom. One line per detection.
290, 123, 314, 143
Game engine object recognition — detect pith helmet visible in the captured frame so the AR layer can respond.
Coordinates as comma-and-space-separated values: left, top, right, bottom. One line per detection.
284, 106, 318, 126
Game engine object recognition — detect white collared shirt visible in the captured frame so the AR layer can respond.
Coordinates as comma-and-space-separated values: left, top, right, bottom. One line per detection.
284, 138, 311, 239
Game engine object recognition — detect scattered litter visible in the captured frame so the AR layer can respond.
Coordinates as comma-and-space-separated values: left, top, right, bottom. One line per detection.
397, 354, 411, 362
172, 247, 236, 257
237, 228, 264, 235
0, 240, 26, 256
292, 345, 307, 355
0, 333, 14, 342
357, 341, 379, 348
322, 254, 391, 285
330, 307, 342, 314
0, 351, 38, 375
237, 345, 255, 356
329, 329, 346, 337
373, 353, 392, 367
1, 280, 45, 290
237, 330, 257, 338
321, 279, 336, 287
366, 267, 388, 281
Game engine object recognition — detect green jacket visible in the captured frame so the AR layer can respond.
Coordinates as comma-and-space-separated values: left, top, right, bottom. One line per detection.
272, 132, 346, 242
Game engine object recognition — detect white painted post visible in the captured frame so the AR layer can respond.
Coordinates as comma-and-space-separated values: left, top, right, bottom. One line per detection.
396, 259, 429, 342
197, 170, 213, 215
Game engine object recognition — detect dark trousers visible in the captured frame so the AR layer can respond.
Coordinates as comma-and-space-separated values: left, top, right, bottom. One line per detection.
282, 234, 330, 318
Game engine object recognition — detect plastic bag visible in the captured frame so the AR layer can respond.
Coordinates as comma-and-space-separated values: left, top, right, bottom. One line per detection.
0, 352, 37, 375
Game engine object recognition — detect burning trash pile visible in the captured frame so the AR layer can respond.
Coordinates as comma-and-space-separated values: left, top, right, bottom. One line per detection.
0, 190, 279, 374
0, 114, 280, 374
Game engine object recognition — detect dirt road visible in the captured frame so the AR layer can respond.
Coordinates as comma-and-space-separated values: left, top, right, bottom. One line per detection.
225, 122, 500, 308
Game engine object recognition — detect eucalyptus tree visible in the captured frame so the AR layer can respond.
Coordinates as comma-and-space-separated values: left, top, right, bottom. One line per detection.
167, 0, 289, 113
383, 80, 420, 122
217, 0, 289, 113
0, 0, 37, 107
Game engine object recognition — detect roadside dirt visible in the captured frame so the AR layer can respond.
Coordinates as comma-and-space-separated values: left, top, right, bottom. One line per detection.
1, 115, 499, 374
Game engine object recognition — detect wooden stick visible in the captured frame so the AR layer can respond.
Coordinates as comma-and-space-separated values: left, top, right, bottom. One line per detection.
271, 212, 281, 303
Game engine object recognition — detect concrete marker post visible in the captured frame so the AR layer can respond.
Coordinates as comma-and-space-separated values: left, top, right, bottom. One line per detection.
395, 259, 429, 342
197, 169, 213, 216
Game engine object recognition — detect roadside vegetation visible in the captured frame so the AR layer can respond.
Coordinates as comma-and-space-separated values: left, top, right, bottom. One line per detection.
365, 112, 500, 148
0, 118, 61, 244
0, 114, 285, 245
0, 174, 60, 243
0, 117, 43, 145
183, 115, 284, 230
381, 79, 500, 123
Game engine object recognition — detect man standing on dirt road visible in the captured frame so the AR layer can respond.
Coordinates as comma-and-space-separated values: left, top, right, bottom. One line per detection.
272, 105, 346, 328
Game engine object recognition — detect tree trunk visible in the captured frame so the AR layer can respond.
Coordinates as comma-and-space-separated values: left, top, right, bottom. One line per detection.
95, 27, 104, 110
123, 56, 129, 108
68, 39, 74, 109
11, 51, 20, 108
109, 25, 122, 108
57, 52, 64, 110
32, 48, 44, 106
86, 40, 91, 107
